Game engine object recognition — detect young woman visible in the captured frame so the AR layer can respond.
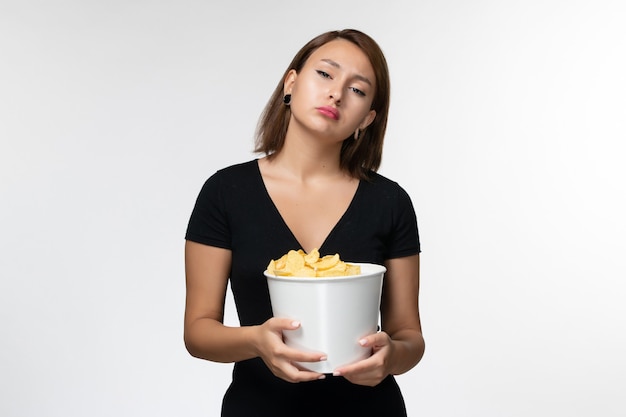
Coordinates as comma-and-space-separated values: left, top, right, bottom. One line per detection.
184, 29, 424, 416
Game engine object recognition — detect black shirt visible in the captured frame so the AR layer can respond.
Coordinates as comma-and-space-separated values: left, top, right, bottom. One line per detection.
186, 159, 420, 416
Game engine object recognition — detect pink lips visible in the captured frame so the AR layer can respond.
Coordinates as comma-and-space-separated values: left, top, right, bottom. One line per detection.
316, 106, 339, 120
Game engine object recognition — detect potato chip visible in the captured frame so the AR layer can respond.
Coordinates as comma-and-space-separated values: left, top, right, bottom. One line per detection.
267, 248, 361, 277
275, 255, 287, 270
304, 248, 320, 265
286, 249, 305, 271
315, 254, 340, 270
267, 259, 276, 272
317, 258, 350, 276
293, 267, 316, 277
345, 264, 361, 276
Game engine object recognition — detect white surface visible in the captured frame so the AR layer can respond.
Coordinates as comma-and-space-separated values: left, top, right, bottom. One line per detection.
1, 1, 625, 416
266, 263, 386, 373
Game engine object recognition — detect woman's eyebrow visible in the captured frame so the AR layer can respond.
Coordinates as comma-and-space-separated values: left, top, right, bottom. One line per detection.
320, 58, 372, 86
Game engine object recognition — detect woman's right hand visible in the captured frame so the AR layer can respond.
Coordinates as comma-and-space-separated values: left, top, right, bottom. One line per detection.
185, 242, 326, 383
255, 317, 327, 383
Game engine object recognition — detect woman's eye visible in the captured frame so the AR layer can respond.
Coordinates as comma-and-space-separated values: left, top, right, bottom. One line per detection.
316, 70, 331, 78
350, 87, 366, 97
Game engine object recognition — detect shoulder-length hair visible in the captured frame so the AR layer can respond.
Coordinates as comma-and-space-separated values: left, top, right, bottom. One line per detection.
254, 29, 391, 180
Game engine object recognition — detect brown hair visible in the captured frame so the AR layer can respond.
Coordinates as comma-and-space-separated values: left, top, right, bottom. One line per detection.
254, 29, 391, 180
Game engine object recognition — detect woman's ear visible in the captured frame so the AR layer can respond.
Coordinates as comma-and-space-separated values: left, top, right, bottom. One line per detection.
359, 109, 377, 130
283, 69, 297, 95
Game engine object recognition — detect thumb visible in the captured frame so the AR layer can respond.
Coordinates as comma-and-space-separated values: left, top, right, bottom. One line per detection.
271, 317, 301, 331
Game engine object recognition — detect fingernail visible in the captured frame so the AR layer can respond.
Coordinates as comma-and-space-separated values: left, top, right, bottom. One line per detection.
333, 370, 342, 376
359, 338, 367, 346
291, 320, 300, 327
319, 356, 327, 361
318, 374, 326, 380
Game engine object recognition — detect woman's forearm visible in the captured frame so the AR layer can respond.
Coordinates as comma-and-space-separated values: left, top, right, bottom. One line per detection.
184, 318, 260, 363
388, 329, 425, 375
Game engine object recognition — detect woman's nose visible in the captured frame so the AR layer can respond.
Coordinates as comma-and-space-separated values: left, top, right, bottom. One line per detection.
329, 82, 342, 104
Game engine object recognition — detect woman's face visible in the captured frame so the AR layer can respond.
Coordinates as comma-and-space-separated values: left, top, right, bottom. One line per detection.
284, 39, 377, 143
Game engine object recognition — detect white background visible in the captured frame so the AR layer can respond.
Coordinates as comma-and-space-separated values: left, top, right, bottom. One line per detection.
2, 1, 625, 416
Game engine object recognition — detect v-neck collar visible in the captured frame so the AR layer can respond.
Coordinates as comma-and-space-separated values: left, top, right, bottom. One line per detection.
253, 159, 362, 253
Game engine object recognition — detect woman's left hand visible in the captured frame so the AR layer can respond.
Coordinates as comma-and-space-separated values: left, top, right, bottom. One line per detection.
331, 331, 395, 386
335, 254, 425, 387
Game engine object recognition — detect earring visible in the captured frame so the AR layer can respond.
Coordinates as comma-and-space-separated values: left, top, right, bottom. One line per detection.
283, 94, 292, 105
354, 128, 360, 140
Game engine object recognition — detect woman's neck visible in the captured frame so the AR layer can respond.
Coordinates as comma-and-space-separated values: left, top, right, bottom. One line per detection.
271, 131, 346, 183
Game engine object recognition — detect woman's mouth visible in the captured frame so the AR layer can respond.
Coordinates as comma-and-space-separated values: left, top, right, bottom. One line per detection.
316, 106, 339, 120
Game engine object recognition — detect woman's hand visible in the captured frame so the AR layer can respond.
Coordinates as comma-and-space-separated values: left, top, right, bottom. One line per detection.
330, 331, 395, 386
255, 317, 328, 383
331, 254, 425, 386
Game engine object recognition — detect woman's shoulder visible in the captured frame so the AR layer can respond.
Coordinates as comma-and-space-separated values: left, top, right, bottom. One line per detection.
358, 171, 417, 213
200, 159, 258, 185
213, 159, 259, 178
197, 159, 260, 195
362, 170, 409, 195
